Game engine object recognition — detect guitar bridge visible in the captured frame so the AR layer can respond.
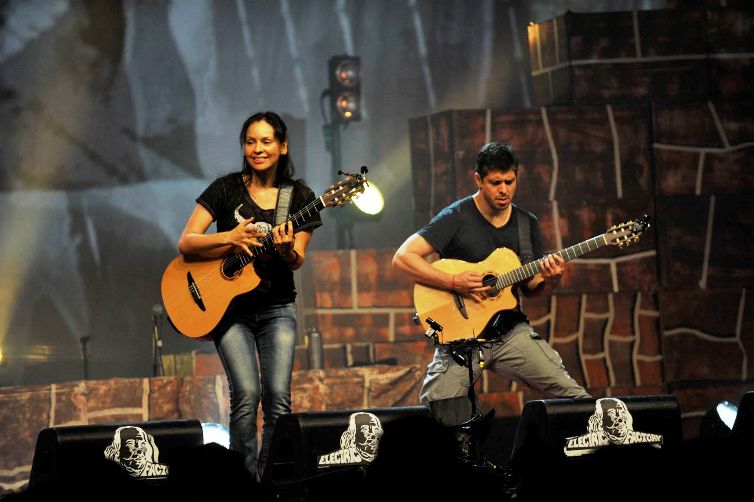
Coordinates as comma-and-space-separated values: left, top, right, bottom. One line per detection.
187, 272, 206, 311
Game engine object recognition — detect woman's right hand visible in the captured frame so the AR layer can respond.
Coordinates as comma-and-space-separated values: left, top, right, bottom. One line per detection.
228, 217, 266, 255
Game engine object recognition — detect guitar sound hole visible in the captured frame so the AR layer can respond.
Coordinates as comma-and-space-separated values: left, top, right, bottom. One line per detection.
482, 273, 499, 298
221, 256, 243, 280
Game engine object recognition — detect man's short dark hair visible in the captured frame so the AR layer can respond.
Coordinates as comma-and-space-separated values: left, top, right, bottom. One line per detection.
475, 142, 519, 178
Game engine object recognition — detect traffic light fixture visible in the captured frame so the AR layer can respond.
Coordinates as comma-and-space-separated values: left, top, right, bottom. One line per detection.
328, 55, 361, 123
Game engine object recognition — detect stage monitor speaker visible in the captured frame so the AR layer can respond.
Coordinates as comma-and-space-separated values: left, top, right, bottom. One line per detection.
262, 405, 431, 486
510, 394, 682, 461
28, 419, 204, 491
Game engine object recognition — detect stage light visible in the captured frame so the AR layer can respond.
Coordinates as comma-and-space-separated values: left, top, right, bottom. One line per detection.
201, 422, 230, 448
716, 401, 738, 429
352, 182, 384, 216
328, 55, 361, 123
700, 400, 738, 438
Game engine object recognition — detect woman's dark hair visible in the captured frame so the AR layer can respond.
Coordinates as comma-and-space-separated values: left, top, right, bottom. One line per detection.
239, 111, 295, 184
475, 142, 519, 179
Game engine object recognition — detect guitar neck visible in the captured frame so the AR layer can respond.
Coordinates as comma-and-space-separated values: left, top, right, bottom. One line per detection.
496, 234, 610, 288
237, 197, 327, 266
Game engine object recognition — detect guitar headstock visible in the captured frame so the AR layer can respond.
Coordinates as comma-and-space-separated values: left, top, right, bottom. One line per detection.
322, 166, 368, 207
605, 214, 651, 248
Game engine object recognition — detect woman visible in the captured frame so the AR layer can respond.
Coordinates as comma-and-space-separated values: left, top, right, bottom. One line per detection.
177, 111, 321, 478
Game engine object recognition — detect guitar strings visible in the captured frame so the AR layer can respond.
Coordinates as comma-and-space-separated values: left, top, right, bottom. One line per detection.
178, 197, 325, 302
480, 234, 610, 290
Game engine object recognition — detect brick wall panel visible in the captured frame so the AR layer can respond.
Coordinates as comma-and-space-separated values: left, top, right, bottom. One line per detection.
639, 9, 706, 56
664, 335, 744, 382
608, 340, 635, 385
611, 293, 634, 337
148, 377, 181, 421
717, 101, 754, 144
356, 249, 414, 307
616, 256, 658, 292
637, 315, 661, 356
322, 345, 347, 369
582, 316, 607, 355
660, 289, 742, 338
321, 371, 367, 410
366, 366, 424, 407
316, 313, 390, 344
395, 311, 424, 342
553, 294, 581, 337
85, 378, 143, 415
707, 195, 754, 287
349, 344, 373, 366
194, 351, 223, 376
521, 295, 551, 322
636, 360, 663, 385
490, 110, 552, 206
293, 346, 308, 371
178, 376, 225, 424
450, 110, 487, 201
51, 381, 87, 425
656, 196, 708, 290
291, 371, 328, 411
655, 148, 700, 195
0, 386, 50, 470
373, 340, 434, 368
584, 358, 610, 388
429, 112, 457, 216
409, 117, 432, 228
705, 148, 754, 193
654, 103, 723, 146
312, 250, 352, 308
551, 340, 586, 386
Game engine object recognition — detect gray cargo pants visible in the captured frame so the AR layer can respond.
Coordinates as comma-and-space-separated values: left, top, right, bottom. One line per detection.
420, 322, 590, 425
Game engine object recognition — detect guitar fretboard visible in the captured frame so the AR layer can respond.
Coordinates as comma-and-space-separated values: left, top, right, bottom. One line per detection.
236, 197, 327, 267
492, 234, 609, 289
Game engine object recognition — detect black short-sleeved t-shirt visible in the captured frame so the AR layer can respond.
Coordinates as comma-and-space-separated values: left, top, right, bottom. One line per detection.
418, 196, 543, 332
196, 173, 322, 310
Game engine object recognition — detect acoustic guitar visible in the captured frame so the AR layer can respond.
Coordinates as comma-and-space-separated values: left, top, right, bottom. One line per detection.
413, 216, 650, 344
161, 170, 367, 339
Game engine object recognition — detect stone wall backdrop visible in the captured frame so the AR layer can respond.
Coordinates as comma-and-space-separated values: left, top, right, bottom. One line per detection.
406, 5, 754, 440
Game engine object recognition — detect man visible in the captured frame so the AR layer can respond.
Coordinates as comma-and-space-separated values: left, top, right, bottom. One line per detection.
393, 142, 589, 425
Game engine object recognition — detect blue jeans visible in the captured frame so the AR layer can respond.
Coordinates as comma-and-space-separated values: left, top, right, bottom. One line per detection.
214, 303, 297, 477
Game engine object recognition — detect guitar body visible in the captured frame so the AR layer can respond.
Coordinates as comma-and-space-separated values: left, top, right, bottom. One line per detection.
160, 170, 369, 340
161, 254, 262, 339
413, 247, 523, 343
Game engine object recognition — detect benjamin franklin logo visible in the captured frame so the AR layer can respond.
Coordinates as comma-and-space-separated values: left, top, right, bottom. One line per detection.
563, 398, 664, 457
104, 426, 169, 478
317, 412, 384, 467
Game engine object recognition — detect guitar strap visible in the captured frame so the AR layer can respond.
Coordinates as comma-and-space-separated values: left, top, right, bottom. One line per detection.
516, 204, 535, 264
273, 181, 294, 226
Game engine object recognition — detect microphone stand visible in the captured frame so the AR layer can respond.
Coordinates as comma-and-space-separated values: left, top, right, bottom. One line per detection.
152, 307, 165, 377
80, 335, 91, 380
